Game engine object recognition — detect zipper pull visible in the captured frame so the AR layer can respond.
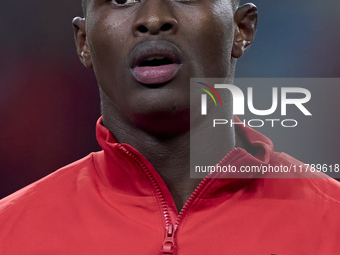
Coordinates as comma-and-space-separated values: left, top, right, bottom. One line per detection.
161, 225, 177, 254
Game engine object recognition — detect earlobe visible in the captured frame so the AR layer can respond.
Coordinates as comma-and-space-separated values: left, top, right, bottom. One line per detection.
232, 3, 258, 59
72, 17, 92, 68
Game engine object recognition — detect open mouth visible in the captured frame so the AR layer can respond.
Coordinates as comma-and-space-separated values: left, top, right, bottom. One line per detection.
129, 41, 183, 85
139, 57, 174, 67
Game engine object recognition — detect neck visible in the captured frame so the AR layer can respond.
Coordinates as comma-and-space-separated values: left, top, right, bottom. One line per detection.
101, 93, 235, 212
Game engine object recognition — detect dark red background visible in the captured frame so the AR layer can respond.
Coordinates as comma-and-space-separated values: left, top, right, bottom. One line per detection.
1, 0, 340, 198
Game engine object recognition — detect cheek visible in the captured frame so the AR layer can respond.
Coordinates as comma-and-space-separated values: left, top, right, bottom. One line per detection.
179, 4, 234, 77
86, 13, 131, 88
211, 3, 235, 57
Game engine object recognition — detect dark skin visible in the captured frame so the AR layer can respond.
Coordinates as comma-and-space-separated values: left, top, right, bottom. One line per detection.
73, 0, 257, 211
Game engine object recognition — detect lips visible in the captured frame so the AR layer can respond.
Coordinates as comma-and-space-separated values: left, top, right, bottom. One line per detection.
129, 41, 182, 85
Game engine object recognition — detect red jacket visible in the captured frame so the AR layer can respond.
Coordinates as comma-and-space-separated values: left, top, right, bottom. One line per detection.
1, 117, 340, 254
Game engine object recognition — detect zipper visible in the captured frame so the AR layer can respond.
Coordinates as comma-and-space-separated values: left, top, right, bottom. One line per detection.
161, 224, 177, 254
176, 147, 242, 226
118, 144, 241, 255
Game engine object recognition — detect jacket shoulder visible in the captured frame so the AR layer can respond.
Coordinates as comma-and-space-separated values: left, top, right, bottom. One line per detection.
0, 152, 100, 218
269, 151, 340, 205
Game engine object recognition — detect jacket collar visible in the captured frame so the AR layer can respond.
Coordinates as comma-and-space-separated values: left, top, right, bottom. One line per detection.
94, 116, 274, 198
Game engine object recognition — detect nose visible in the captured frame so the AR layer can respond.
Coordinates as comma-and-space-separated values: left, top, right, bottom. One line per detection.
132, 0, 178, 36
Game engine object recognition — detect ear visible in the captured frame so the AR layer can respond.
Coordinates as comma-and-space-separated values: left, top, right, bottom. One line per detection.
72, 17, 92, 68
232, 3, 258, 59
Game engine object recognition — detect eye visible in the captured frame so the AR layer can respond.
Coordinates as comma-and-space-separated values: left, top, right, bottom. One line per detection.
112, 0, 139, 5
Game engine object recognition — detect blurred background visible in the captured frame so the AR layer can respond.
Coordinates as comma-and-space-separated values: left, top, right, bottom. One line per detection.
1, 0, 340, 198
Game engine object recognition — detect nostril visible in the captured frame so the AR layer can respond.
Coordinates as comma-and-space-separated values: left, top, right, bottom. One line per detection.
137, 25, 148, 33
160, 23, 172, 32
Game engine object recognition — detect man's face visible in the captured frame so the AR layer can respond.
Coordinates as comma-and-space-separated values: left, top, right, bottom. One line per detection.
83, 0, 236, 134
